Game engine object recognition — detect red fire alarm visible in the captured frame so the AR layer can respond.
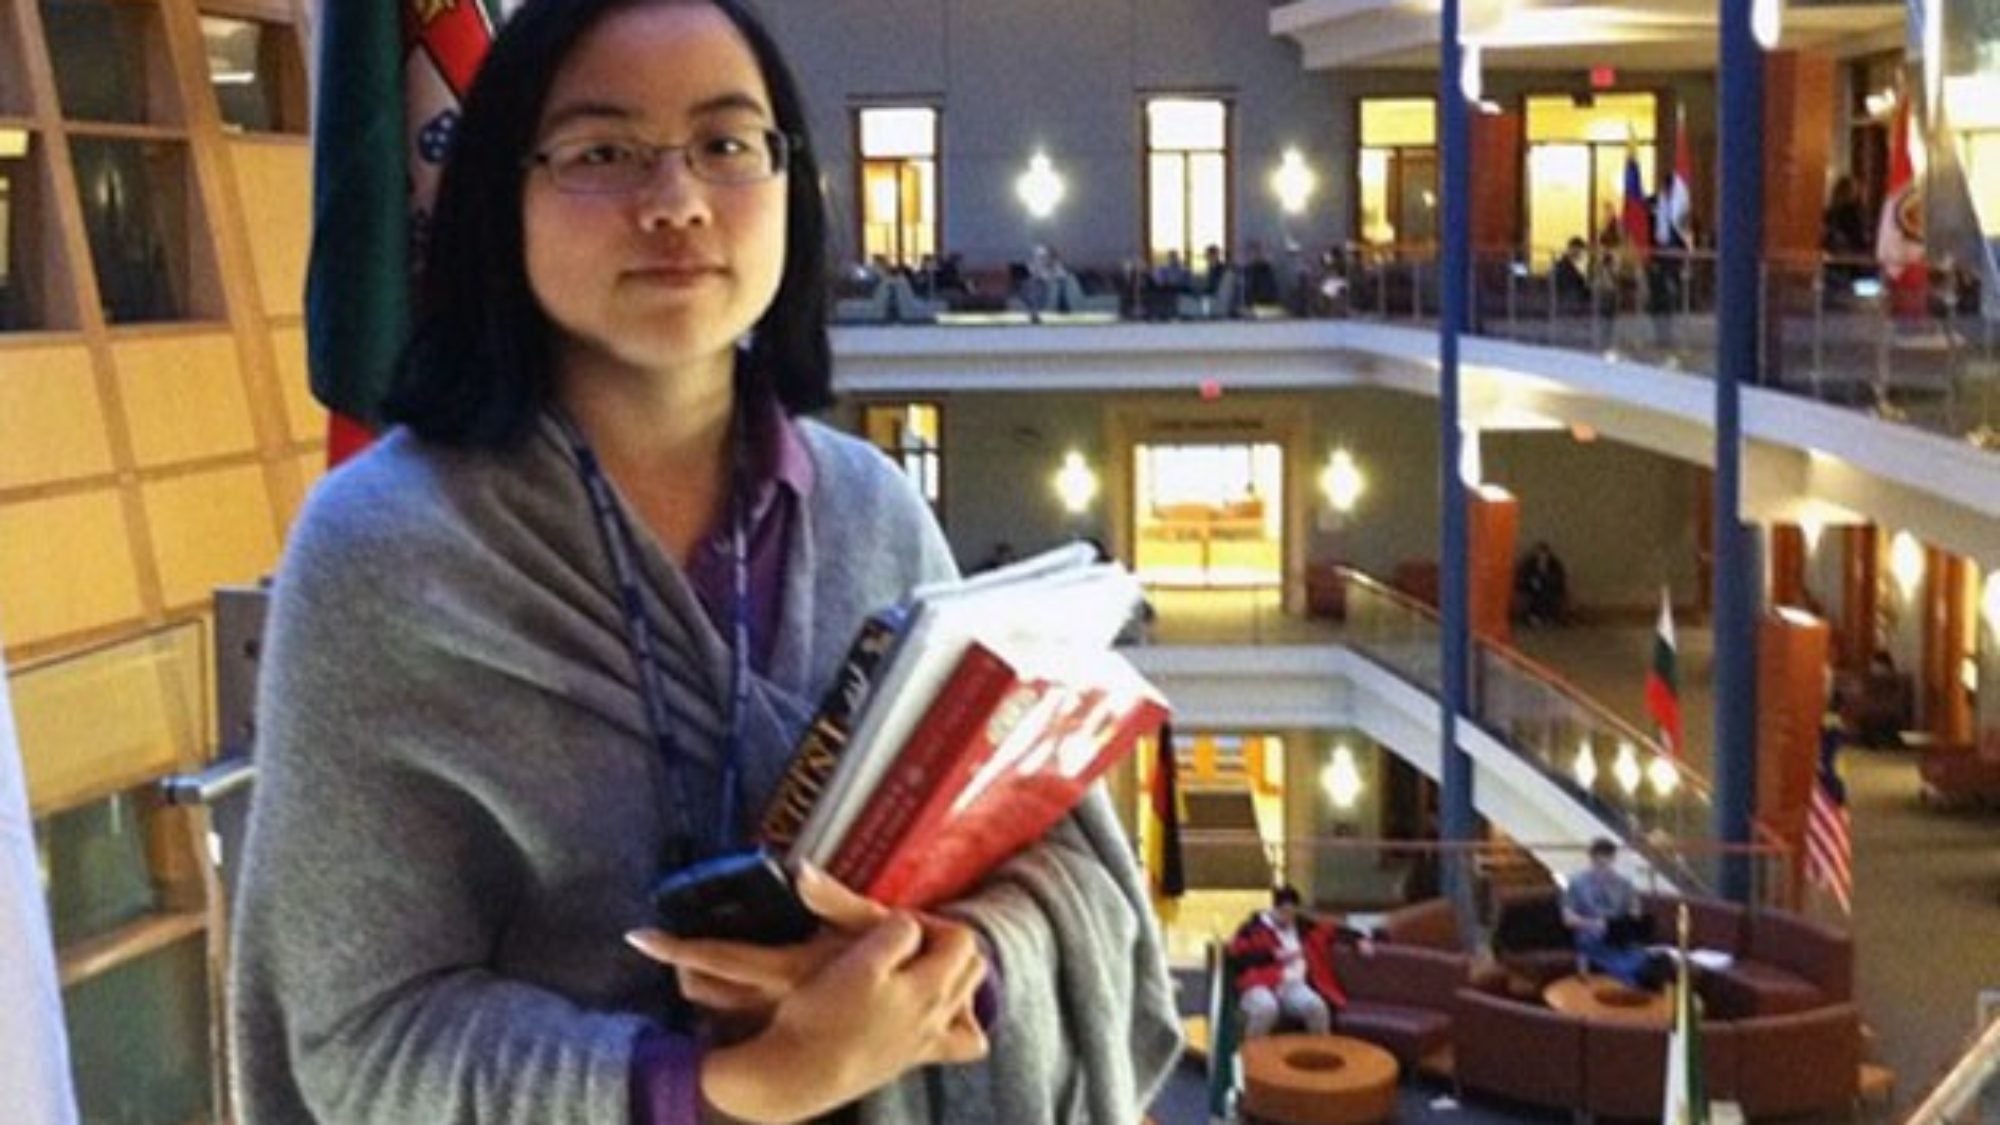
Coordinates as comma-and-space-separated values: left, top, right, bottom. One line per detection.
1589, 66, 1617, 90
1199, 378, 1223, 401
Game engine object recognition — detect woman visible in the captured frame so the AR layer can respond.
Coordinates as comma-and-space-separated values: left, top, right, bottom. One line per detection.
228, 2, 1180, 1122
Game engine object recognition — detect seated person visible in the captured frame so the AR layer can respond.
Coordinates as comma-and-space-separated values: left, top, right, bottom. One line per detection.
1514, 540, 1569, 627
1553, 237, 1594, 315
1561, 838, 1662, 989
1227, 885, 1371, 1038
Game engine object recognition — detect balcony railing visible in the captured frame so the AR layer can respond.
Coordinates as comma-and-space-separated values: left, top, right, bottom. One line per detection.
831, 246, 2000, 452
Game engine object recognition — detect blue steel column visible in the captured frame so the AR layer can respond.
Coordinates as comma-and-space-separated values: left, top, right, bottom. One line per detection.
1437, 0, 1476, 917
1714, 0, 1762, 901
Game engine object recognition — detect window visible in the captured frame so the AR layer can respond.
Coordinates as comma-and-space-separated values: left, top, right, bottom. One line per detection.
1146, 98, 1229, 266
862, 403, 941, 510
1358, 98, 1437, 247
857, 107, 937, 268
200, 15, 308, 134
41, 0, 180, 125
71, 138, 204, 323
1524, 92, 1657, 267
1, 128, 66, 331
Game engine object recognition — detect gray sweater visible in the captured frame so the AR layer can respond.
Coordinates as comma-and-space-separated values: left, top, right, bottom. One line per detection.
228, 417, 1181, 1124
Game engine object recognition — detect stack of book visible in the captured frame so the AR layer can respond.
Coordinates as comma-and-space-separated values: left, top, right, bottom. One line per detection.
759, 543, 1170, 908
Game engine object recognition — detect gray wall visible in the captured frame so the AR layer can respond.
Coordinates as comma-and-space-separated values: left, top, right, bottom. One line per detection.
759, 0, 1347, 268
846, 386, 1701, 612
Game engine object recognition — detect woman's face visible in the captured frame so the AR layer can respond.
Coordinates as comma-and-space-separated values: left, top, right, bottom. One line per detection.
523, 3, 787, 378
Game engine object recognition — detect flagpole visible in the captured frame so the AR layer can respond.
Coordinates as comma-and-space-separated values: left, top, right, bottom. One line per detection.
1714, 0, 1765, 904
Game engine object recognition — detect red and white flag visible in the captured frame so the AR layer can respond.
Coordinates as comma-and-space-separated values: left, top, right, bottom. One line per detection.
1875, 94, 1927, 316
1644, 587, 1684, 759
1805, 750, 1853, 914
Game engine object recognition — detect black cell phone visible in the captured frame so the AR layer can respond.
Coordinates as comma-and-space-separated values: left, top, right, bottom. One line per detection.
649, 848, 820, 946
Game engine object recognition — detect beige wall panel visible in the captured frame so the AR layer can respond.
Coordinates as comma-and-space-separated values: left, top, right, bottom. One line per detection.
142, 465, 281, 607
0, 345, 117, 489
0, 490, 146, 646
271, 322, 325, 442
228, 140, 311, 318
113, 333, 259, 468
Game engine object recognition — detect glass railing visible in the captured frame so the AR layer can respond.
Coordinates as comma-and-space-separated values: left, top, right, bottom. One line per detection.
1904, 1008, 2000, 1125
831, 247, 2000, 451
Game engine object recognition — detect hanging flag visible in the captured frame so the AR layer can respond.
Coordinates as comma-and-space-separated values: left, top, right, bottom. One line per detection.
0, 634, 81, 1125
1661, 903, 1708, 1125
1875, 92, 1928, 319
1621, 146, 1653, 263
1654, 110, 1694, 249
1804, 737, 1853, 914
306, 0, 509, 467
1645, 587, 1684, 758
1144, 723, 1187, 900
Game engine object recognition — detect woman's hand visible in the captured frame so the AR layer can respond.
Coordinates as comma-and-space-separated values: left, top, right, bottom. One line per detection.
626, 864, 888, 1037
698, 907, 991, 1123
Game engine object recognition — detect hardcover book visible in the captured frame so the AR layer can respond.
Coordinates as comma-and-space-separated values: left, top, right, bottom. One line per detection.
757, 543, 1169, 908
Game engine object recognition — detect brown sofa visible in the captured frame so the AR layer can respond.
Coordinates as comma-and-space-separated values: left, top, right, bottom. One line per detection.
1332, 942, 1464, 1066
1490, 887, 1579, 987
1704, 909, 1853, 1019
1454, 987, 1860, 1120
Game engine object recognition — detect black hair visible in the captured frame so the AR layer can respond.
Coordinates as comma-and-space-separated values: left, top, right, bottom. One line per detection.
1272, 885, 1302, 908
380, 0, 831, 448
1588, 838, 1618, 859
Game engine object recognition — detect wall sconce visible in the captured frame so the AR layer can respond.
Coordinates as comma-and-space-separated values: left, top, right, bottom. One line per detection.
1016, 151, 1066, 220
1646, 755, 1680, 797
1751, 0, 1782, 49
1271, 148, 1318, 216
1613, 741, 1642, 795
1984, 570, 2000, 636
1322, 743, 1364, 811
1889, 531, 1925, 599
1319, 449, 1365, 515
1572, 742, 1599, 791
1053, 451, 1098, 514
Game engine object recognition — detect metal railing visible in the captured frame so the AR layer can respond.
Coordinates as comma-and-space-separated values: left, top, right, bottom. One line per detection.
1904, 1006, 2000, 1125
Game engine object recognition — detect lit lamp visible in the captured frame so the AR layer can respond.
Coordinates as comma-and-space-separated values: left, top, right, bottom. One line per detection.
1016, 151, 1066, 220
1053, 451, 1098, 515
1646, 755, 1680, 797
1613, 741, 1642, 795
1319, 449, 1365, 515
1271, 148, 1318, 217
1750, 0, 1782, 49
1572, 741, 1599, 791
1322, 744, 1364, 811
1889, 531, 1925, 600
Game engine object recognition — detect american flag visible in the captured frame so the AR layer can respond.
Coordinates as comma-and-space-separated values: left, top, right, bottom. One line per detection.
1804, 742, 1852, 914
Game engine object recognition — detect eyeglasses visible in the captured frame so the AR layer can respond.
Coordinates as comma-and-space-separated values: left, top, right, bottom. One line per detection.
530, 127, 796, 194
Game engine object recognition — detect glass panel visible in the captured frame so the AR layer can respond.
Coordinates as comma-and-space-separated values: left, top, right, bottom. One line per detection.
1358, 148, 1393, 244
1361, 97, 1436, 148
1, 128, 64, 331
72, 138, 197, 323
902, 159, 934, 263
1133, 443, 1282, 589
858, 106, 936, 159
41, 0, 176, 125
1188, 152, 1227, 260
1149, 153, 1186, 263
64, 935, 213, 1125
40, 790, 158, 945
1147, 98, 1226, 152
1527, 143, 1591, 268
1965, 129, 2000, 236
1396, 151, 1438, 246
861, 159, 900, 262
1525, 92, 1657, 144
201, 15, 305, 134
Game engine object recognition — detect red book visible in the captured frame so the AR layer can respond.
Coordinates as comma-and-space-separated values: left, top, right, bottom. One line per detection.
853, 643, 1169, 909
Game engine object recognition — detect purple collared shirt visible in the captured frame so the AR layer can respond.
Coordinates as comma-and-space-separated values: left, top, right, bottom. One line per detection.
632, 401, 999, 1125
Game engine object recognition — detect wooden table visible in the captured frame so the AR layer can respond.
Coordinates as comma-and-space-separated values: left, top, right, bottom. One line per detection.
1542, 973, 1674, 1025
1241, 1034, 1399, 1125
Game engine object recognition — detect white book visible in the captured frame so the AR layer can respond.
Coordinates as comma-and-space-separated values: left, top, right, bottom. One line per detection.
788, 543, 1144, 865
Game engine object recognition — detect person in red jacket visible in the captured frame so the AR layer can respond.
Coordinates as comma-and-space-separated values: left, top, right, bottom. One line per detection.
1227, 885, 1373, 1038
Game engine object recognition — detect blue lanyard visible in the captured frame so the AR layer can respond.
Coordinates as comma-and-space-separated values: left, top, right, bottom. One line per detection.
552, 411, 752, 863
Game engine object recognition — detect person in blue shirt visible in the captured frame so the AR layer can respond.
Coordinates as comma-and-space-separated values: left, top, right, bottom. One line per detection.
1561, 838, 1655, 988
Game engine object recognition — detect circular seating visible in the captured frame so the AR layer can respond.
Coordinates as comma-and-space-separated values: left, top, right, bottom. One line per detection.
1241, 1033, 1399, 1125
